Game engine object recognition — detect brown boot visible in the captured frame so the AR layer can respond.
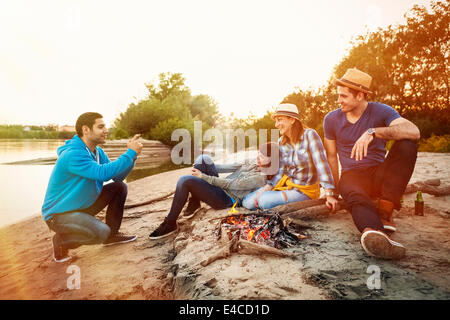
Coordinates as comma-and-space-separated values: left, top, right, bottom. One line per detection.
377, 199, 396, 232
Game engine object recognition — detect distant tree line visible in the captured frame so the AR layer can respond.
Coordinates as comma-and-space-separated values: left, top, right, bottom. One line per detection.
0, 125, 75, 139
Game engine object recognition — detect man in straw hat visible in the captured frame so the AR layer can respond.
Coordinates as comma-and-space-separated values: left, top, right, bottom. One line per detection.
323, 68, 420, 260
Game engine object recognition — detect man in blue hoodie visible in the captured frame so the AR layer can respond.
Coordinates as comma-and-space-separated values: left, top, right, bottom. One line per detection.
42, 112, 143, 262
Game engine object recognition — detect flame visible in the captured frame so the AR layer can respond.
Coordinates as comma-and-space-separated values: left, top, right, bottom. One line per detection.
223, 212, 273, 243
228, 201, 238, 214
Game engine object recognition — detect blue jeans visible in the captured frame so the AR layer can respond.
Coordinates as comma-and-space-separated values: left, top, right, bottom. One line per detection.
242, 187, 310, 210
165, 155, 234, 223
46, 181, 128, 249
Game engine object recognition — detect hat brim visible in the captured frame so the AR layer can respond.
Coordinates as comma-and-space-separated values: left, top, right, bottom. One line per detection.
335, 79, 373, 95
271, 111, 301, 121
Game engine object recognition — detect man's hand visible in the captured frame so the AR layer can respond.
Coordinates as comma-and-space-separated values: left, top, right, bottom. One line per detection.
127, 134, 143, 155
325, 196, 339, 213
191, 168, 202, 178
351, 132, 374, 161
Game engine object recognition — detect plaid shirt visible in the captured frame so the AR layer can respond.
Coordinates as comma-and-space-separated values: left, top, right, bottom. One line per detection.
269, 128, 335, 190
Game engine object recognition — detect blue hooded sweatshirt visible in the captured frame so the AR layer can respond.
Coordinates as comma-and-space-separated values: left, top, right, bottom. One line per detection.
42, 135, 137, 221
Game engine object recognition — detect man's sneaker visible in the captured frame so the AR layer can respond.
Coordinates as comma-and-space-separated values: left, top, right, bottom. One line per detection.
52, 235, 71, 263
103, 232, 137, 246
182, 197, 200, 219
377, 199, 396, 232
149, 219, 178, 240
380, 218, 396, 232
360, 228, 406, 260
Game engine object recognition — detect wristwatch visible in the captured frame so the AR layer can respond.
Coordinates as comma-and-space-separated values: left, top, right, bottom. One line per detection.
324, 190, 335, 197
367, 128, 376, 136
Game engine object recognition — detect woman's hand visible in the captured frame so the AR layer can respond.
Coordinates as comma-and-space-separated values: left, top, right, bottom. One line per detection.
325, 196, 339, 213
191, 168, 202, 178
254, 185, 272, 208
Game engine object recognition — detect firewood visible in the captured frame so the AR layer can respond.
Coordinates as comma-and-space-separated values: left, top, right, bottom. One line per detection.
208, 212, 274, 222
201, 235, 239, 267
236, 239, 293, 258
404, 180, 450, 196
124, 191, 174, 209
271, 198, 327, 214
422, 179, 441, 186
200, 237, 298, 267
283, 200, 347, 220
282, 217, 313, 229
124, 179, 446, 211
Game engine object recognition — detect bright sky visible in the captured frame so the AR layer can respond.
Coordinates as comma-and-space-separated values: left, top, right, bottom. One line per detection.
0, 0, 432, 127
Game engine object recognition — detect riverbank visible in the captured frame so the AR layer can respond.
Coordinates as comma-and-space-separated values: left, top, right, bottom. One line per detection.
2, 139, 172, 168
0, 152, 449, 300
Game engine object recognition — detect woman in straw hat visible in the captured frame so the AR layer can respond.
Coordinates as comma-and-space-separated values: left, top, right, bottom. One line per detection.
242, 103, 339, 211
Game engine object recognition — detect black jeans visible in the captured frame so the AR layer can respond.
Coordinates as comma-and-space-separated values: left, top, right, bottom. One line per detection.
338, 140, 418, 233
165, 155, 233, 223
47, 181, 128, 249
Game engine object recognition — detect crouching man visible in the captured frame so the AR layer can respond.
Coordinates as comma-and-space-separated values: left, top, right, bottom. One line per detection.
323, 68, 420, 260
42, 112, 143, 262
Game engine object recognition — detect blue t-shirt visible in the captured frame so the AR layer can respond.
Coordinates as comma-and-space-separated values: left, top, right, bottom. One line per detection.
323, 102, 401, 172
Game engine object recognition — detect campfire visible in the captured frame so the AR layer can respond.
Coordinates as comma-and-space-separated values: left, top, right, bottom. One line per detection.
200, 211, 309, 267
215, 212, 306, 249
200, 198, 346, 267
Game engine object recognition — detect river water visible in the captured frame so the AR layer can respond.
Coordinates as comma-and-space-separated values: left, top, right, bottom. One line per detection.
0, 140, 66, 228
0, 140, 256, 228
0, 139, 182, 228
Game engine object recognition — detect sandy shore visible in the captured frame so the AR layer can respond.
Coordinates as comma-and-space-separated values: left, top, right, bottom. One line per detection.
0, 152, 449, 300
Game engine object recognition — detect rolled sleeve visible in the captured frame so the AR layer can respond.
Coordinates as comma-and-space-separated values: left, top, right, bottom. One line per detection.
307, 130, 335, 190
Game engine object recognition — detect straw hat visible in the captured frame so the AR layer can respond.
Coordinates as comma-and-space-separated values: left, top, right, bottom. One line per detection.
335, 68, 373, 94
271, 103, 300, 121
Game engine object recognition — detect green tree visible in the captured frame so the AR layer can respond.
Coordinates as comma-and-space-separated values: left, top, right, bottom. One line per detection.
111, 72, 220, 148
188, 94, 219, 127
145, 72, 190, 102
